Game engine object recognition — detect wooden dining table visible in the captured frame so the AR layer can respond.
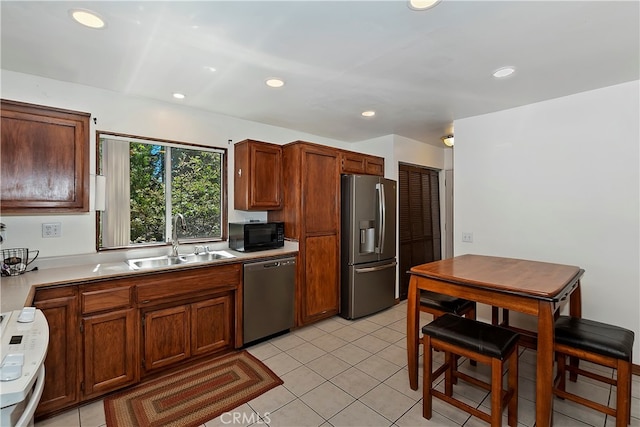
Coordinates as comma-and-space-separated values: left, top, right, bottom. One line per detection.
406, 254, 584, 427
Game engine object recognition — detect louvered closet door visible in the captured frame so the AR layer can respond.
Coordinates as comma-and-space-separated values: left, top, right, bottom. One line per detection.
398, 163, 442, 300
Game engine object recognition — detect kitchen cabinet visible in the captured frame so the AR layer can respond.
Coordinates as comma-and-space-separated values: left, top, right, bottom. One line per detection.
340, 151, 384, 176
138, 264, 239, 375
142, 294, 232, 371
234, 139, 283, 210
143, 305, 190, 371
33, 262, 242, 420
0, 99, 90, 213
80, 282, 137, 399
269, 141, 340, 325
33, 287, 79, 417
191, 296, 232, 356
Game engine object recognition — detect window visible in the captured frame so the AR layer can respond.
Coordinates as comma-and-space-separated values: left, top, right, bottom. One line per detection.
97, 133, 226, 250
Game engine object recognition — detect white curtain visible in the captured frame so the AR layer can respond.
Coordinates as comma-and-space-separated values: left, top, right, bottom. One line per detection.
102, 139, 131, 247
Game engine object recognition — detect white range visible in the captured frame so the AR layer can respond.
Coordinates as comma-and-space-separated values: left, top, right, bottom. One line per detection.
0, 309, 48, 427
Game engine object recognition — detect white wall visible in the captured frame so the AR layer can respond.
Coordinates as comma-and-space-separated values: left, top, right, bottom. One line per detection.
0, 70, 358, 258
454, 80, 640, 361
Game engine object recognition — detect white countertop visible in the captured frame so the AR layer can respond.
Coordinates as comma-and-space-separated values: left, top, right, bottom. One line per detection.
0, 241, 298, 312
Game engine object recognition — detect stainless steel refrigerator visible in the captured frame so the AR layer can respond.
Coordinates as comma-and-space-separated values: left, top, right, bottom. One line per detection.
340, 174, 397, 319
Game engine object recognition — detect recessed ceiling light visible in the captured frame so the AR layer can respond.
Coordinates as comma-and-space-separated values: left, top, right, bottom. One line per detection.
408, 0, 441, 11
173, 93, 186, 99
362, 110, 376, 117
265, 78, 285, 88
70, 9, 106, 29
493, 66, 516, 78
204, 66, 217, 72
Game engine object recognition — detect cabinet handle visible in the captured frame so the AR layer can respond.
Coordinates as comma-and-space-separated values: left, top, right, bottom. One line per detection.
237, 168, 242, 177
141, 300, 150, 304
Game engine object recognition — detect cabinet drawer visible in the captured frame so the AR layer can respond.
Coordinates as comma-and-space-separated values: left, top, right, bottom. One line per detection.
34, 285, 77, 303
81, 283, 134, 314
137, 264, 241, 305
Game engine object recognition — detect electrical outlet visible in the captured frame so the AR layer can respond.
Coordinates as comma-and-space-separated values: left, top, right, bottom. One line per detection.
42, 222, 62, 238
462, 232, 473, 243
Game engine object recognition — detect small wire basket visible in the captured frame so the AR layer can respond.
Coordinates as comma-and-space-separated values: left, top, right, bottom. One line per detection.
1, 248, 39, 276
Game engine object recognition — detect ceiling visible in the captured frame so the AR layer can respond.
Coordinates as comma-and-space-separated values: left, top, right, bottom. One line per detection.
1, 1, 639, 148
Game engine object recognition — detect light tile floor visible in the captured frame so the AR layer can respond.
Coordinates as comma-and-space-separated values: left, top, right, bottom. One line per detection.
36, 301, 639, 427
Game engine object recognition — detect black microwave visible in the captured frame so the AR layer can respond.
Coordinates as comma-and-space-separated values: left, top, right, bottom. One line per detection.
228, 221, 284, 252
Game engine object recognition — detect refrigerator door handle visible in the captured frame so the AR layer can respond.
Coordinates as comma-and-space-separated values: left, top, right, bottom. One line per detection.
375, 182, 386, 254
354, 261, 397, 273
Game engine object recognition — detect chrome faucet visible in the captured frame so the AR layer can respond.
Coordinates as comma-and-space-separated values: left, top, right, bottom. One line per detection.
171, 213, 187, 257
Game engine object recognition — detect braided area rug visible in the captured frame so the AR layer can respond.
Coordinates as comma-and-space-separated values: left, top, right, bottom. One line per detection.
104, 351, 282, 427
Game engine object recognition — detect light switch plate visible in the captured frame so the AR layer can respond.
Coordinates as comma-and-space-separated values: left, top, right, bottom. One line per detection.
42, 222, 61, 238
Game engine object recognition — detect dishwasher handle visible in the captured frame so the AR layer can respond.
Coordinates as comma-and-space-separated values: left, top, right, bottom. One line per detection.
244, 257, 296, 273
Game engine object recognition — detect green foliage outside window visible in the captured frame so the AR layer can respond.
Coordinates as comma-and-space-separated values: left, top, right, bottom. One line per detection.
99, 134, 225, 249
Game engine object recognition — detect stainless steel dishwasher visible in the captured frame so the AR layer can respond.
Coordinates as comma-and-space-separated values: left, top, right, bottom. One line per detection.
243, 257, 296, 345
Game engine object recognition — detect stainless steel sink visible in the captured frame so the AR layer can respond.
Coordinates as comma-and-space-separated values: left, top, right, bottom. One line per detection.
183, 251, 236, 263
127, 251, 235, 270
128, 255, 187, 269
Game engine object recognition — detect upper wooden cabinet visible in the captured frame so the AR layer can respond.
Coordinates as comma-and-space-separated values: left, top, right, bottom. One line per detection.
0, 99, 90, 213
234, 139, 283, 210
340, 151, 384, 176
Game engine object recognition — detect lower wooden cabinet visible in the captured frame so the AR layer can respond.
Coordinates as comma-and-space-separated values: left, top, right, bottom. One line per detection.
143, 305, 190, 371
191, 296, 232, 356
33, 263, 241, 419
33, 287, 79, 417
301, 234, 339, 323
82, 308, 137, 399
142, 293, 234, 374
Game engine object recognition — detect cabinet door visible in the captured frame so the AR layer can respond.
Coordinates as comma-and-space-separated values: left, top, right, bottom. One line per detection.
341, 152, 384, 176
341, 152, 367, 174
191, 295, 232, 356
34, 287, 79, 417
365, 156, 384, 176
302, 234, 340, 323
0, 99, 89, 213
302, 147, 340, 234
235, 140, 282, 210
143, 305, 190, 372
82, 309, 137, 399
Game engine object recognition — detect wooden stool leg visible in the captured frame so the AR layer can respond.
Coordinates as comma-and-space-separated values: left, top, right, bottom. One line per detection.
616, 359, 631, 427
445, 351, 454, 395
423, 336, 433, 420
467, 307, 478, 367
555, 352, 567, 393
508, 350, 518, 427
491, 358, 503, 427
492, 306, 500, 325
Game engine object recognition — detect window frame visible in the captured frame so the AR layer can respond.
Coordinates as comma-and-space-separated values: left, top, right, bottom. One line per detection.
95, 131, 228, 252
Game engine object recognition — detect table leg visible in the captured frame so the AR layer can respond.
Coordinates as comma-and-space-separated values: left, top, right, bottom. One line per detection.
407, 275, 419, 390
536, 301, 554, 427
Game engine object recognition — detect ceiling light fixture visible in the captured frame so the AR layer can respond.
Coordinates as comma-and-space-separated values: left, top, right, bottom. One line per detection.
408, 0, 441, 11
172, 93, 186, 99
441, 135, 454, 147
361, 110, 376, 117
70, 9, 106, 29
493, 66, 516, 78
265, 78, 285, 88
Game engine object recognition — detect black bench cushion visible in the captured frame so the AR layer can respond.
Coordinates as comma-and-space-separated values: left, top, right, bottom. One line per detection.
420, 291, 475, 314
555, 316, 634, 361
422, 313, 519, 360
